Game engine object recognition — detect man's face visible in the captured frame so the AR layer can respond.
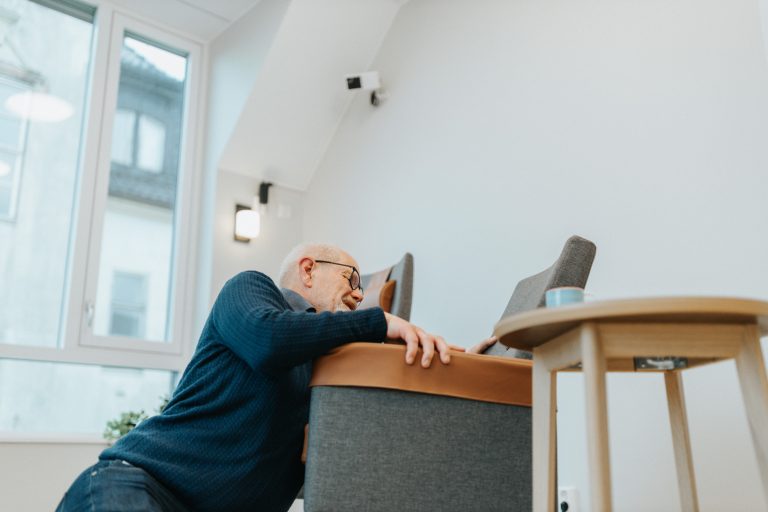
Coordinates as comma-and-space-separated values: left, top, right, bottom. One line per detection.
307, 252, 364, 312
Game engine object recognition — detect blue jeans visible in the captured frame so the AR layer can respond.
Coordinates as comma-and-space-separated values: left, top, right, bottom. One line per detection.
56, 459, 190, 512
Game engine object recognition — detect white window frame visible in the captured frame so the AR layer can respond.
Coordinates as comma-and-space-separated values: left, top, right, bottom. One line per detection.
0, 1, 207, 373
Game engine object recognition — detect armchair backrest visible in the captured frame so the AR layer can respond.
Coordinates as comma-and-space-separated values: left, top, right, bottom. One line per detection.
485, 235, 597, 357
359, 253, 414, 321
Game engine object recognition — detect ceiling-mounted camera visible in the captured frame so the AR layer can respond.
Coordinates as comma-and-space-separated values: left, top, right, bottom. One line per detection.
345, 71, 386, 106
345, 71, 380, 91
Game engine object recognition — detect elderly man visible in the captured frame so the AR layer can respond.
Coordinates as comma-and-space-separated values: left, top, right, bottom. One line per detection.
57, 243, 493, 512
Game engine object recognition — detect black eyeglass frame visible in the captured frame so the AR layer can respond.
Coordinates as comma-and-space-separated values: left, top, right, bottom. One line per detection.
314, 259, 363, 293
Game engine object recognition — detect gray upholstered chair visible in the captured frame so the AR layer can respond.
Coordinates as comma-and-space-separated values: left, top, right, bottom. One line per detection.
484, 235, 597, 358
301, 237, 596, 511
303, 344, 532, 512
358, 252, 414, 320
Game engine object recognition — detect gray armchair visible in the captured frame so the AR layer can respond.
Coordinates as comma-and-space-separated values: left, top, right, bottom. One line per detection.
304, 344, 532, 512
301, 237, 596, 511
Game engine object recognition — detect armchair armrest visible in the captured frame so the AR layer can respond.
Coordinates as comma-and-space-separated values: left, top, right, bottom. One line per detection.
310, 342, 532, 406
304, 342, 533, 512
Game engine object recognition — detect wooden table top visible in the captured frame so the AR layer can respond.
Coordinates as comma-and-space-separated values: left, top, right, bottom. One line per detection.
493, 297, 768, 351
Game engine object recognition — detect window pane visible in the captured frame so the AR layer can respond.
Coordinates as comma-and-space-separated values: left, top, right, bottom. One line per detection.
0, 76, 28, 221
0, 358, 175, 434
0, 149, 18, 218
137, 115, 166, 172
0, 1, 93, 347
0, 80, 23, 104
111, 108, 135, 166
95, 34, 187, 342
0, 186, 10, 214
109, 271, 147, 338
110, 311, 141, 337
112, 271, 147, 305
0, 115, 23, 149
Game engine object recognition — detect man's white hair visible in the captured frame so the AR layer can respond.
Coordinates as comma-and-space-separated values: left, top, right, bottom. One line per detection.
278, 243, 344, 287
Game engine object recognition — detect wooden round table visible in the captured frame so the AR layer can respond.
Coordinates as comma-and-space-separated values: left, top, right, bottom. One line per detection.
494, 297, 768, 512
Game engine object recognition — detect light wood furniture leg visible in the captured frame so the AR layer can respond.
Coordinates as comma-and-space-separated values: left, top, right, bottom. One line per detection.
532, 352, 557, 512
664, 371, 699, 512
581, 322, 612, 512
734, 324, 768, 504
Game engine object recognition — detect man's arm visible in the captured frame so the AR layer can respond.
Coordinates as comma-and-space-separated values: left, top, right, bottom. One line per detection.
212, 272, 387, 372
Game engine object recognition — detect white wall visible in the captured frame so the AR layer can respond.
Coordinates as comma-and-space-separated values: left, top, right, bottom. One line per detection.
211, 171, 305, 303
196, 0, 292, 328
303, 0, 768, 510
219, 0, 405, 190
0, 439, 107, 511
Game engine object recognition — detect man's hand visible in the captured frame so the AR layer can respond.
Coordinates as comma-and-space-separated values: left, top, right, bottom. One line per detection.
383, 312, 451, 367
464, 335, 499, 354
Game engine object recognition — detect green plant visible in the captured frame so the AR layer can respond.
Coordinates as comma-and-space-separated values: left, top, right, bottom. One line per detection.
103, 395, 170, 441
103, 410, 147, 441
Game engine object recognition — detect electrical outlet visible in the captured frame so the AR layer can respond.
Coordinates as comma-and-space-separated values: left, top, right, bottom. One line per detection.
558, 486, 579, 512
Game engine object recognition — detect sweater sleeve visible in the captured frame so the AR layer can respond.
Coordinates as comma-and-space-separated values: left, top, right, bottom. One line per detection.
211, 271, 388, 372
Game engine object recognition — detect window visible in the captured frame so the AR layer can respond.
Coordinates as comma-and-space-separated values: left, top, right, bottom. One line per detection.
0, 0, 93, 348
110, 108, 167, 173
0, 78, 28, 221
0, 0, 202, 436
0, 358, 175, 434
109, 272, 148, 338
111, 108, 135, 166
137, 115, 166, 172
90, 31, 190, 345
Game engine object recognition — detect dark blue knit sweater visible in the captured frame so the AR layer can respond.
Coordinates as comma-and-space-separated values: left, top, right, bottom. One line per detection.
101, 271, 387, 511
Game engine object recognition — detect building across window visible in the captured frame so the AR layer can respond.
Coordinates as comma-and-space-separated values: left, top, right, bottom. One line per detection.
92, 33, 188, 343
107, 39, 181, 209
110, 108, 167, 174
0, 0, 93, 347
111, 108, 135, 166
137, 114, 166, 172
0, 77, 29, 221
109, 271, 148, 338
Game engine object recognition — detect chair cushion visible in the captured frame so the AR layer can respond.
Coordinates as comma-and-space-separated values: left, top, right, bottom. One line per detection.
378, 279, 395, 312
358, 270, 396, 312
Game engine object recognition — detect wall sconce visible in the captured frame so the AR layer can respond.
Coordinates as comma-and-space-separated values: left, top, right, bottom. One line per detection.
234, 182, 272, 243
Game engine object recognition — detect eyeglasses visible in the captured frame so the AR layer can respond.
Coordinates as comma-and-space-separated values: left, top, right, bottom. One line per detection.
314, 260, 363, 293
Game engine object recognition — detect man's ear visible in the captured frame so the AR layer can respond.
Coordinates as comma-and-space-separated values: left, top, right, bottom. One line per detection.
299, 257, 314, 288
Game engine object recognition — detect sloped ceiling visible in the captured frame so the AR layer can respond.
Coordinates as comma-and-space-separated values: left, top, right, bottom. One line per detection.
218, 0, 408, 190
103, 0, 261, 41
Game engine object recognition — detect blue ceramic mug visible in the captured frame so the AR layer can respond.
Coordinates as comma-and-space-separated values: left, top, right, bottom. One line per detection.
545, 287, 585, 307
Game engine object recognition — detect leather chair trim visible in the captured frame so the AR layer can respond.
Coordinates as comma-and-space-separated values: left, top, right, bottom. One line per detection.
310, 342, 532, 407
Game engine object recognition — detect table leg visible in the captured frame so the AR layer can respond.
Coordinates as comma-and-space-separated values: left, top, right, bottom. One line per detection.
581, 322, 612, 512
532, 352, 557, 512
734, 324, 768, 505
664, 371, 699, 512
